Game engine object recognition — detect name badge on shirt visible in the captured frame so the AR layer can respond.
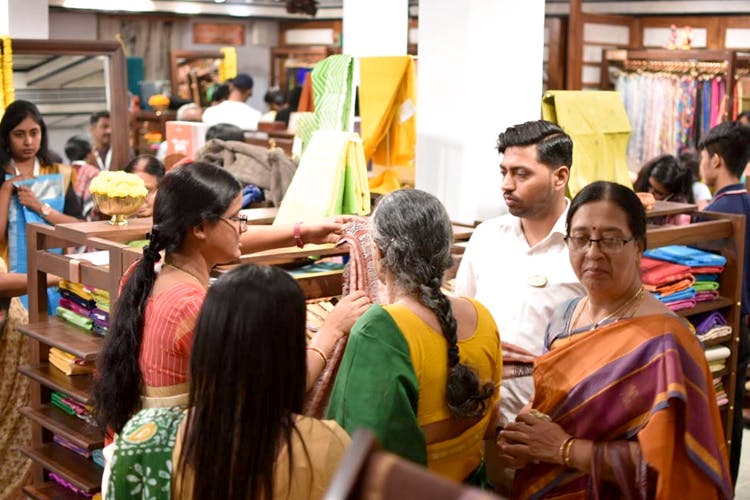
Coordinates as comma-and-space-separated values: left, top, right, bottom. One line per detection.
527, 275, 548, 288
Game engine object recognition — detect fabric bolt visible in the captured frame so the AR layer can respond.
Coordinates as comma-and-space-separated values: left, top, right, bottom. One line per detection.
644, 276, 695, 296
455, 200, 584, 423
655, 287, 696, 303
56, 306, 93, 330
698, 326, 733, 342
516, 310, 732, 499
328, 300, 501, 482
92, 324, 108, 337
59, 288, 96, 310
640, 257, 692, 287
50, 391, 76, 416
705, 345, 732, 363
54, 434, 92, 458
50, 472, 93, 498
312, 54, 354, 132
643, 245, 727, 268
695, 273, 720, 282
694, 281, 720, 292
59, 297, 92, 318
666, 298, 697, 312
59, 280, 94, 301
692, 311, 728, 335
696, 290, 720, 302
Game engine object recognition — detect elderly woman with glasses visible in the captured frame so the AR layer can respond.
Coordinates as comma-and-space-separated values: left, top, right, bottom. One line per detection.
94, 162, 370, 437
497, 181, 732, 499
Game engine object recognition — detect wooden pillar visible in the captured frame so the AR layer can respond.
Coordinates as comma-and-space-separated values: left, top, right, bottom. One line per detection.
566, 0, 583, 90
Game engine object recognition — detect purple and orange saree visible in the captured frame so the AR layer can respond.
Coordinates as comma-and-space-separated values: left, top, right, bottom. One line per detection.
515, 314, 732, 499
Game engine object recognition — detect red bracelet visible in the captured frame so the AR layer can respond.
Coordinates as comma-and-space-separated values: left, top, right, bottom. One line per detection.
294, 222, 305, 248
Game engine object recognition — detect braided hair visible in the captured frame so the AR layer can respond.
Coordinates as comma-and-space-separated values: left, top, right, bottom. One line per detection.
93, 162, 241, 433
371, 189, 494, 419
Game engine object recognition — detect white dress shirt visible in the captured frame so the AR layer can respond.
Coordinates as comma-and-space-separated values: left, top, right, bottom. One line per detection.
202, 100, 262, 131
455, 201, 584, 422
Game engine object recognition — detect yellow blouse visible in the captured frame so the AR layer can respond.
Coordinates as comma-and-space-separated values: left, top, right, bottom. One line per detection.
384, 298, 502, 481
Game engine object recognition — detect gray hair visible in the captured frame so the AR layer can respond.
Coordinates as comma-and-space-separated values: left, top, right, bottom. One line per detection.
176, 103, 202, 122
371, 189, 493, 418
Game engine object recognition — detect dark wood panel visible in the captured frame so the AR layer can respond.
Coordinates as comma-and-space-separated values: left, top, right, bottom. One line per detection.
20, 405, 103, 451
20, 443, 102, 494
19, 365, 94, 405
23, 481, 83, 500
18, 317, 102, 362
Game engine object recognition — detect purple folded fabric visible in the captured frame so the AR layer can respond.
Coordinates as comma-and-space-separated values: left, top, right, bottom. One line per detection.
53, 434, 91, 458
695, 290, 720, 303
49, 472, 93, 498
91, 307, 109, 323
666, 298, 697, 312
693, 311, 728, 335
59, 297, 91, 318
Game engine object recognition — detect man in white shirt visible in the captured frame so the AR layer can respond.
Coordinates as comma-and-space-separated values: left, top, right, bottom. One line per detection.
90, 111, 112, 170
455, 120, 584, 425
202, 73, 262, 131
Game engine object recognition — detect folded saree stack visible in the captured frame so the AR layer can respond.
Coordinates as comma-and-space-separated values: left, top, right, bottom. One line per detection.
641, 246, 727, 311
56, 280, 110, 336
48, 347, 94, 376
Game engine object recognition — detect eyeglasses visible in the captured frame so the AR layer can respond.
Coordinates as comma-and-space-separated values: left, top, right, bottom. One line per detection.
564, 235, 635, 253
219, 214, 248, 233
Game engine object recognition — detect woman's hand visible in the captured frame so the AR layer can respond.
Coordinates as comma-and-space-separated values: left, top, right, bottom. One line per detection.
301, 216, 359, 245
15, 185, 43, 213
315, 291, 371, 348
497, 412, 572, 468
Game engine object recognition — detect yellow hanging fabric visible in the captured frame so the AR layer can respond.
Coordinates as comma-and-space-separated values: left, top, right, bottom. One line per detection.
359, 56, 416, 169
0, 36, 15, 115
542, 91, 632, 197
218, 47, 237, 83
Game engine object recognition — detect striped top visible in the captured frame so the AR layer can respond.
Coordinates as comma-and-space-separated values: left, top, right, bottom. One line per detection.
139, 282, 206, 388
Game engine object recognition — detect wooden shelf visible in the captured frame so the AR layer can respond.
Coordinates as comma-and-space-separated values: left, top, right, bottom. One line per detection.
18, 317, 102, 362
711, 368, 729, 379
23, 481, 83, 500
18, 364, 94, 405
20, 443, 102, 494
677, 296, 734, 317
702, 334, 733, 348
646, 200, 697, 218
20, 405, 103, 450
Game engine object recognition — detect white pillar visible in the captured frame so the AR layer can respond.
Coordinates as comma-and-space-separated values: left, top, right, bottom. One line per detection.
0, 0, 49, 38
416, 0, 546, 223
342, 0, 408, 57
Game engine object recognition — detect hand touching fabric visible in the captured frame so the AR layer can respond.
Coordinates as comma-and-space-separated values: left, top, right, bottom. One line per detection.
497, 411, 571, 468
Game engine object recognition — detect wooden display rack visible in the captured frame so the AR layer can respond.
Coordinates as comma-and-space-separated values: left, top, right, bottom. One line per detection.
18, 219, 150, 498
645, 203, 745, 448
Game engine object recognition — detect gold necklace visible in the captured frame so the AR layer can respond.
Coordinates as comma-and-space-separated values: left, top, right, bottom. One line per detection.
163, 263, 208, 289
569, 286, 644, 335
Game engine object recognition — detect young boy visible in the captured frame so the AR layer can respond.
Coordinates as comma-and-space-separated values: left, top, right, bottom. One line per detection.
699, 120, 750, 485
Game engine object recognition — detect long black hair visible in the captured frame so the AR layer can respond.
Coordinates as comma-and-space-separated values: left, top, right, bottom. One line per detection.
634, 154, 694, 203
371, 189, 494, 419
93, 162, 241, 433
0, 100, 54, 169
177, 265, 308, 500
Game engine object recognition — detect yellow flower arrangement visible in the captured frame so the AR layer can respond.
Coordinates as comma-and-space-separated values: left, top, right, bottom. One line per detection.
147, 94, 170, 109
0, 36, 15, 113
89, 171, 148, 198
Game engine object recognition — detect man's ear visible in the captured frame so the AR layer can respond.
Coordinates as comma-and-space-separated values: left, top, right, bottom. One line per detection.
553, 166, 570, 190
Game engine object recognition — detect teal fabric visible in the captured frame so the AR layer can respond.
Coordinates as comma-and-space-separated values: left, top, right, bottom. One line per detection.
327, 305, 427, 465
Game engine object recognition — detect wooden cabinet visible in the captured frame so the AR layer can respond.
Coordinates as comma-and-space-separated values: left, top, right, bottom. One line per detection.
646, 203, 745, 447
18, 219, 150, 497
129, 109, 177, 157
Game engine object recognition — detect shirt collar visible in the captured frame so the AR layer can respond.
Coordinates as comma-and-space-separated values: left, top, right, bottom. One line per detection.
511, 198, 570, 246
713, 183, 746, 197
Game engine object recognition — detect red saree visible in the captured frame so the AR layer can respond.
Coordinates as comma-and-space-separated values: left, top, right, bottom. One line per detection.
514, 314, 732, 499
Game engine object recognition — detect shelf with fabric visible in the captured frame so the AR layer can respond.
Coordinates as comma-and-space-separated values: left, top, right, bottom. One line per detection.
19, 443, 102, 494
20, 405, 103, 451
645, 204, 745, 448
17, 318, 102, 362
23, 481, 84, 500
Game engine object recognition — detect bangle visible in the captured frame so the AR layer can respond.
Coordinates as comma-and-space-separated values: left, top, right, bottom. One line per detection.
294, 222, 305, 248
563, 437, 576, 468
306, 346, 328, 367
559, 436, 575, 467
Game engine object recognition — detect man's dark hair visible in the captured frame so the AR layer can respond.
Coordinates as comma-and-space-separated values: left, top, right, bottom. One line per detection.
90, 111, 110, 126
64, 135, 92, 162
205, 123, 245, 142
737, 110, 750, 124
698, 121, 750, 178
497, 120, 573, 169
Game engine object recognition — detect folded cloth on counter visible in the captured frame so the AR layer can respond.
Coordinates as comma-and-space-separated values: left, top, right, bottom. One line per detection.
655, 287, 696, 303
50, 391, 76, 416
53, 435, 92, 458
59, 297, 91, 318
705, 345, 732, 363
693, 281, 720, 292
59, 288, 96, 309
695, 290, 720, 302
90, 308, 109, 325
92, 323, 108, 337
692, 311, 727, 335
666, 298, 696, 311
49, 472, 94, 498
643, 245, 727, 267
697, 325, 733, 342
644, 276, 696, 296
694, 273, 720, 281
48, 347, 94, 376
640, 257, 692, 286
56, 306, 93, 331
709, 361, 727, 373
691, 266, 725, 275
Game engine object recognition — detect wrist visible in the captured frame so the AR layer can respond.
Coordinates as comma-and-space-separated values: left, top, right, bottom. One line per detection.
293, 222, 305, 248
39, 202, 52, 218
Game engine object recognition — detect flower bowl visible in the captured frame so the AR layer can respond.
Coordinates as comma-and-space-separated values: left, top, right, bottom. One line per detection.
92, 193, 146, 225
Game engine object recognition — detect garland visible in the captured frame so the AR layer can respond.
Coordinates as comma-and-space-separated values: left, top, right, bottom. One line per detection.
218, 46, 237, 83
0, 36, 14, 114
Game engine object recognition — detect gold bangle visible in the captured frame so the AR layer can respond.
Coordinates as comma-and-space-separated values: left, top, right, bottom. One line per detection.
563, 438, 576, 468
559, 436, 574, 467
306, 346, 328, 367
